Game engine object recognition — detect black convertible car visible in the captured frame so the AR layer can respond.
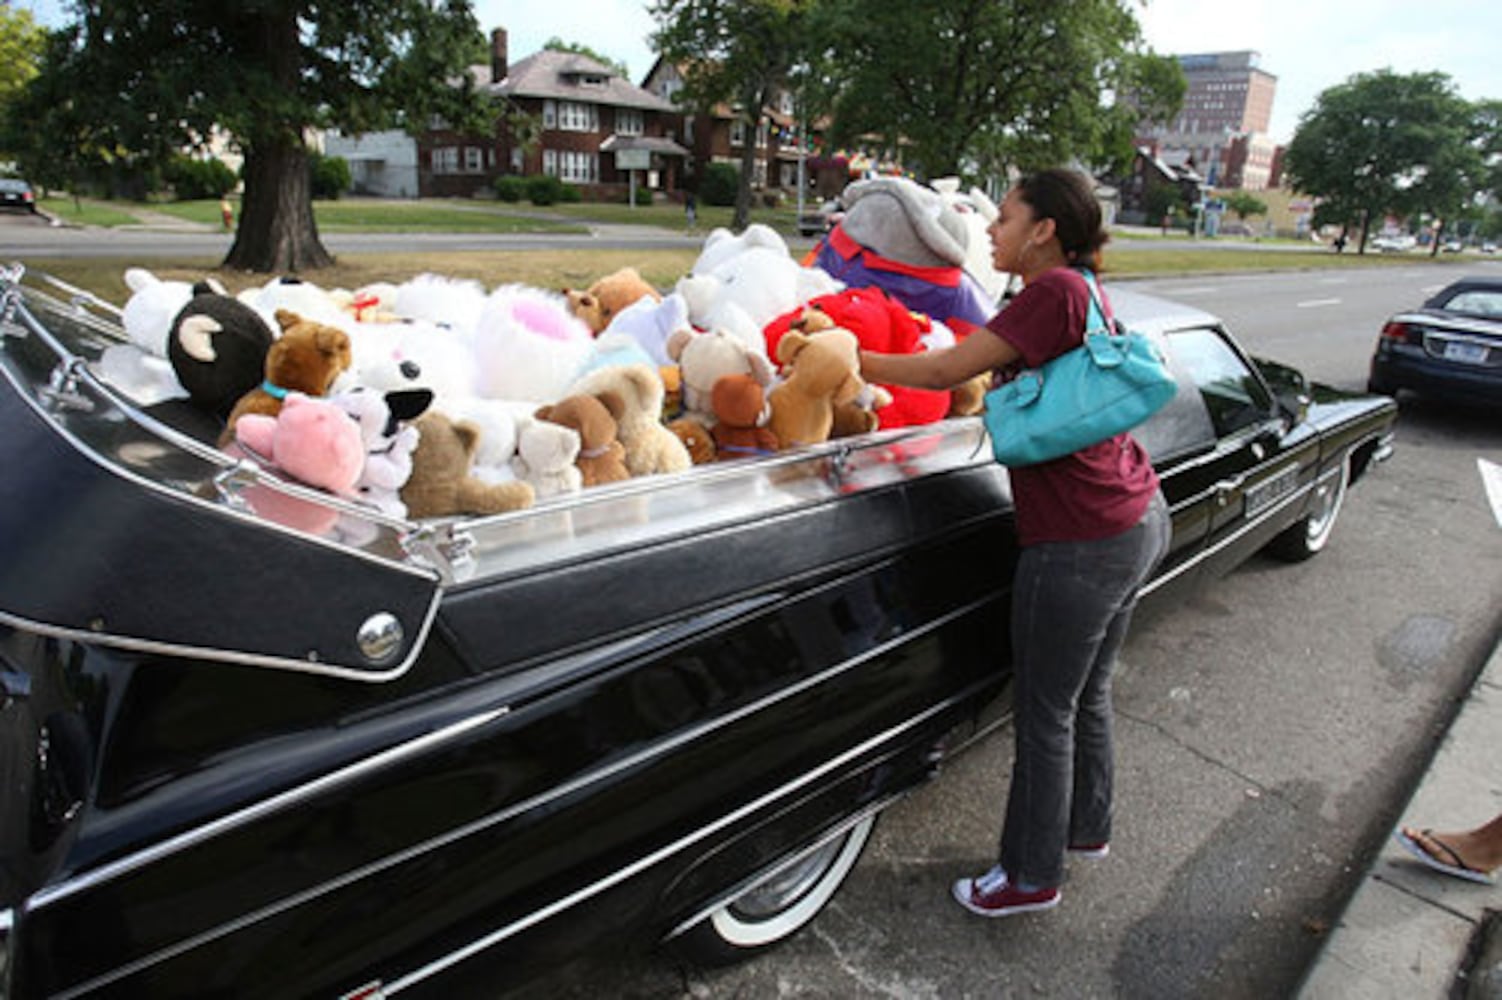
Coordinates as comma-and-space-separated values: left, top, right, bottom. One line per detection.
0, 265, 1395, 998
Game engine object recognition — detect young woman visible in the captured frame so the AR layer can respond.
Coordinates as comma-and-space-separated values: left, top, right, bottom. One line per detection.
860, 168, 1171, 918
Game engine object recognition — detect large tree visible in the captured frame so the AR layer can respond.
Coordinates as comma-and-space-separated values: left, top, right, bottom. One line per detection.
1284, 70, 1481, 254
0, 3, 46, 162
809, 0, 1183, 181
651, 0, 813, 231
11, 0, 493, 272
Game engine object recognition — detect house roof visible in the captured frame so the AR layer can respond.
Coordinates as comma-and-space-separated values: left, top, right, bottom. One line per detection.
600, 134, 691, 157
489, 50, 677, 112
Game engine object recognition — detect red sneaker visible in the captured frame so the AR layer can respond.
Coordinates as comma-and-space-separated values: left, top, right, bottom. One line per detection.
951, 866, 1060, 918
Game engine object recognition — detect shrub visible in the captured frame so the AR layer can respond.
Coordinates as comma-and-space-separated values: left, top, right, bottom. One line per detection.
309, 153, 351, 200
526, 174, 582, 205
494, 175, 526, 202
621, 185, 654, 206
700, 162, 739, 207
165, 155, 237, 200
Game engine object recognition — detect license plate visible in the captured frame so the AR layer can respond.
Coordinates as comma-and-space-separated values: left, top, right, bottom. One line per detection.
1443, 341, 1489, 364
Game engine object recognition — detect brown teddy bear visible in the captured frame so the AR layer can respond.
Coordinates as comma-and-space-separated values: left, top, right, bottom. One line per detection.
564, 267, 661, 335
566, 362, 692, 477
535, 391, 631, 487
767, 328, 868, 450
665, 415, 717, 464
221, 309, 352, 445
710, 374, 778, 460
401, 411, 535, 518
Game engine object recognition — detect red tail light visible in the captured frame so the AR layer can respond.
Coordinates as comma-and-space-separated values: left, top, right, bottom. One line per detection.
1380, 321, 1418, 343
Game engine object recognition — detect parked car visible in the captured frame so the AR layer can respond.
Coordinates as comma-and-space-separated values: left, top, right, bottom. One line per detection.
1482, 242, 1497, 254
1441, 240, 1465, 253
1368, 275, 1502, 406
1370, 233, 1417, 253
796, 198, 841, 237
0, 179, 37, 213
0, 265, 1396, 999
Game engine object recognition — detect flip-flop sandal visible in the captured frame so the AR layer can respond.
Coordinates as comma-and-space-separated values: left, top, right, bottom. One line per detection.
1394, 829, 1497, 885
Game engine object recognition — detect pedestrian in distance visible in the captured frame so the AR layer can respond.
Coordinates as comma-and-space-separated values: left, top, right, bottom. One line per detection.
859, 168, 1171, 918
684, 191, 697, 231
1396, 812, 1502, 884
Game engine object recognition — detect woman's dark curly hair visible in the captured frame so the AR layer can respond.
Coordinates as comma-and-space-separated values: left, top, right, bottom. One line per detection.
1015, 168, 1109, 270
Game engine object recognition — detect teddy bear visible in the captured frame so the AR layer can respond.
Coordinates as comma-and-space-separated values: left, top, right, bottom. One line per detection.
97, 268, 212, 405
471, 284, 595, 404
167, 282, 278, 423
511, 417, 583, 499
221, 309, 353, 444
330, 282, 401, 324
330, 386, 434, 518
564, 266, 661, 335
710, 374, 778, 460
932, 176, 1013, 302
809, 176, 995, 336
401, 410, 535, 518
665, 415, 716, 465
675, 224, 843, 353
393, 272, 489, 337
765, 288, 954, 430
566, 358, 691, 477
767, 327, 868, 450
534, 391, 631, 488
237, 275, 349, 332
598, 291, 693, 367
232, 392, 366, 498
665, 327, 777, 424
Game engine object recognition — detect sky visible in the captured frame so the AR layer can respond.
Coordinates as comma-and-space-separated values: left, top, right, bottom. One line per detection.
14, 0, 1502, 146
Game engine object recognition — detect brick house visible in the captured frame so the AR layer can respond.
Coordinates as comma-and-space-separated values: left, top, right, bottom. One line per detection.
416, 29, 688, 200
641, 58, 820, 200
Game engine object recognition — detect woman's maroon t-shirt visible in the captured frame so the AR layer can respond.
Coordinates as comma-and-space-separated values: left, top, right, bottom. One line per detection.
985, 267, 1160, 547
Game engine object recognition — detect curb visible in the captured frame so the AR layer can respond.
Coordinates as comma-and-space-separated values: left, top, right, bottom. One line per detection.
1298, 641, 1502, 998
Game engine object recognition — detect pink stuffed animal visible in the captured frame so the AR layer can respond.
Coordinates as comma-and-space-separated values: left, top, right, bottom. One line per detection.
233, 392, 365, 497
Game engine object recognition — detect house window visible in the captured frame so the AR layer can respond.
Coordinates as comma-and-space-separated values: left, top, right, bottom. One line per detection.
510, 148, 524, 171
542, 100, 557, 129
752, 159, 767, 187
558, 150, 596, 183
543, 149, 558, 177
730, 120, 746, 146
616, 108, 644, 136
684, 116, 694, 143
557, 101, 599, 132
464, 147, 483, 173
756, 121, 769, 149
432, 146, 459, 174
778, 92, 795, 116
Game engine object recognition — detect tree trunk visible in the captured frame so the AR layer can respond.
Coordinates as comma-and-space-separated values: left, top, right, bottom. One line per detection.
733, 112, 759, 232
224, 141, 334, 273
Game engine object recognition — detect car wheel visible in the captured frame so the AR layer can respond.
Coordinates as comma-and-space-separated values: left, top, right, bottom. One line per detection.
673, 813, 877, 966
1266, 460, 1348, 562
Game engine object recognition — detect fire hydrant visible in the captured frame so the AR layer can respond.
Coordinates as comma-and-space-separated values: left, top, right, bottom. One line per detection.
220, 197, 234, 231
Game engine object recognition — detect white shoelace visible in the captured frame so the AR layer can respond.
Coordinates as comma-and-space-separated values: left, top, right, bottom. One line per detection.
974, 865, 1009, 894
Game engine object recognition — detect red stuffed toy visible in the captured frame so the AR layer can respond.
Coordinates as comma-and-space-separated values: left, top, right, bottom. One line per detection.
764, 287, 952, 430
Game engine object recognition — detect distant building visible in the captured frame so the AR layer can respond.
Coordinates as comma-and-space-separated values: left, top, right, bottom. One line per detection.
324, 130, 420, 199
1138, 51, 1280, 191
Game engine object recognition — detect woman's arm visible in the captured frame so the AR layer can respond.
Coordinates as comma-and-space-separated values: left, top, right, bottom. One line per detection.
860, 329, 1021, 391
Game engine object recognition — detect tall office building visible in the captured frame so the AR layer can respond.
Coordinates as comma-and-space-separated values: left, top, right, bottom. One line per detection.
1139, 51, 1279, 190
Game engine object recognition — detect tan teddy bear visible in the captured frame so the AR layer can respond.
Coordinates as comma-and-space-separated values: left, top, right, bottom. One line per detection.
401, 411, 535, 518
221, 309, 352, 445
665, 327, 776, 424
566, 362, 692, 477
564, 267, 661, 335
767, 328, 868, 450
535, 391, 631, 488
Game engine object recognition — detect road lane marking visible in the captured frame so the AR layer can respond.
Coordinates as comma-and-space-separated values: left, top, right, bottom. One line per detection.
1296, 298, 1342, 308
1318, 277, 1348, 285
1167, 286, 1219, 296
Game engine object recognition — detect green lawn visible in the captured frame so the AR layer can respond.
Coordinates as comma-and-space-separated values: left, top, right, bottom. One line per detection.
37, 195, 144, 227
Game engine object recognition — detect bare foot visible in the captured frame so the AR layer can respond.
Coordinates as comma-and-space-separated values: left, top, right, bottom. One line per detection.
1400, 825, 1502, 878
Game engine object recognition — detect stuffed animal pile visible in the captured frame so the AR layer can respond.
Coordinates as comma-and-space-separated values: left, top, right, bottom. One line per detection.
104, 183, 998, 539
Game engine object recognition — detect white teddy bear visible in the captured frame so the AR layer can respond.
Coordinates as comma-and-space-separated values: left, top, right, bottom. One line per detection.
471, 284, 595, 404
98, 267, 211, 404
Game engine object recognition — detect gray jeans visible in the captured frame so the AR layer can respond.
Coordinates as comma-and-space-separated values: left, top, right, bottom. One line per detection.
997, 491, 1170, 888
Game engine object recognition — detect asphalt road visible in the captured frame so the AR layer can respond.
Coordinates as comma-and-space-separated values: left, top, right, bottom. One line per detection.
7, 216, 1499, 997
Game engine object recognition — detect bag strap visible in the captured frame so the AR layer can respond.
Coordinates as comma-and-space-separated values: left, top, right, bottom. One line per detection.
1076, 267, 1113, 337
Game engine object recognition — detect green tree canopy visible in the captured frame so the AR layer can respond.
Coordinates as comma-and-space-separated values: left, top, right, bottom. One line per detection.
9, 0, 494, 272
0, 3, 47, 161
651, 0, 812, 230
1224, 192, 1268, 221
810, 0, 1183, 182
1284, 70, 1482, 254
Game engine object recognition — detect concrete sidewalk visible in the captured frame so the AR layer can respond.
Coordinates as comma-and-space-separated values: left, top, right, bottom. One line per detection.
1299, 641, 1502, 998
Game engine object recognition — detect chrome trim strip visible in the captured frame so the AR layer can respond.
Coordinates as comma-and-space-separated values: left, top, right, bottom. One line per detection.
31, 706, 510, 914
383, 692, 969, 995
36, 594, 993, 996
0, 584, 442, 682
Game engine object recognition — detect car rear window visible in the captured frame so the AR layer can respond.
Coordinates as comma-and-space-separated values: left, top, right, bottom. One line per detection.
0, 180, 28, 192
1440, 289, 1502, 317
